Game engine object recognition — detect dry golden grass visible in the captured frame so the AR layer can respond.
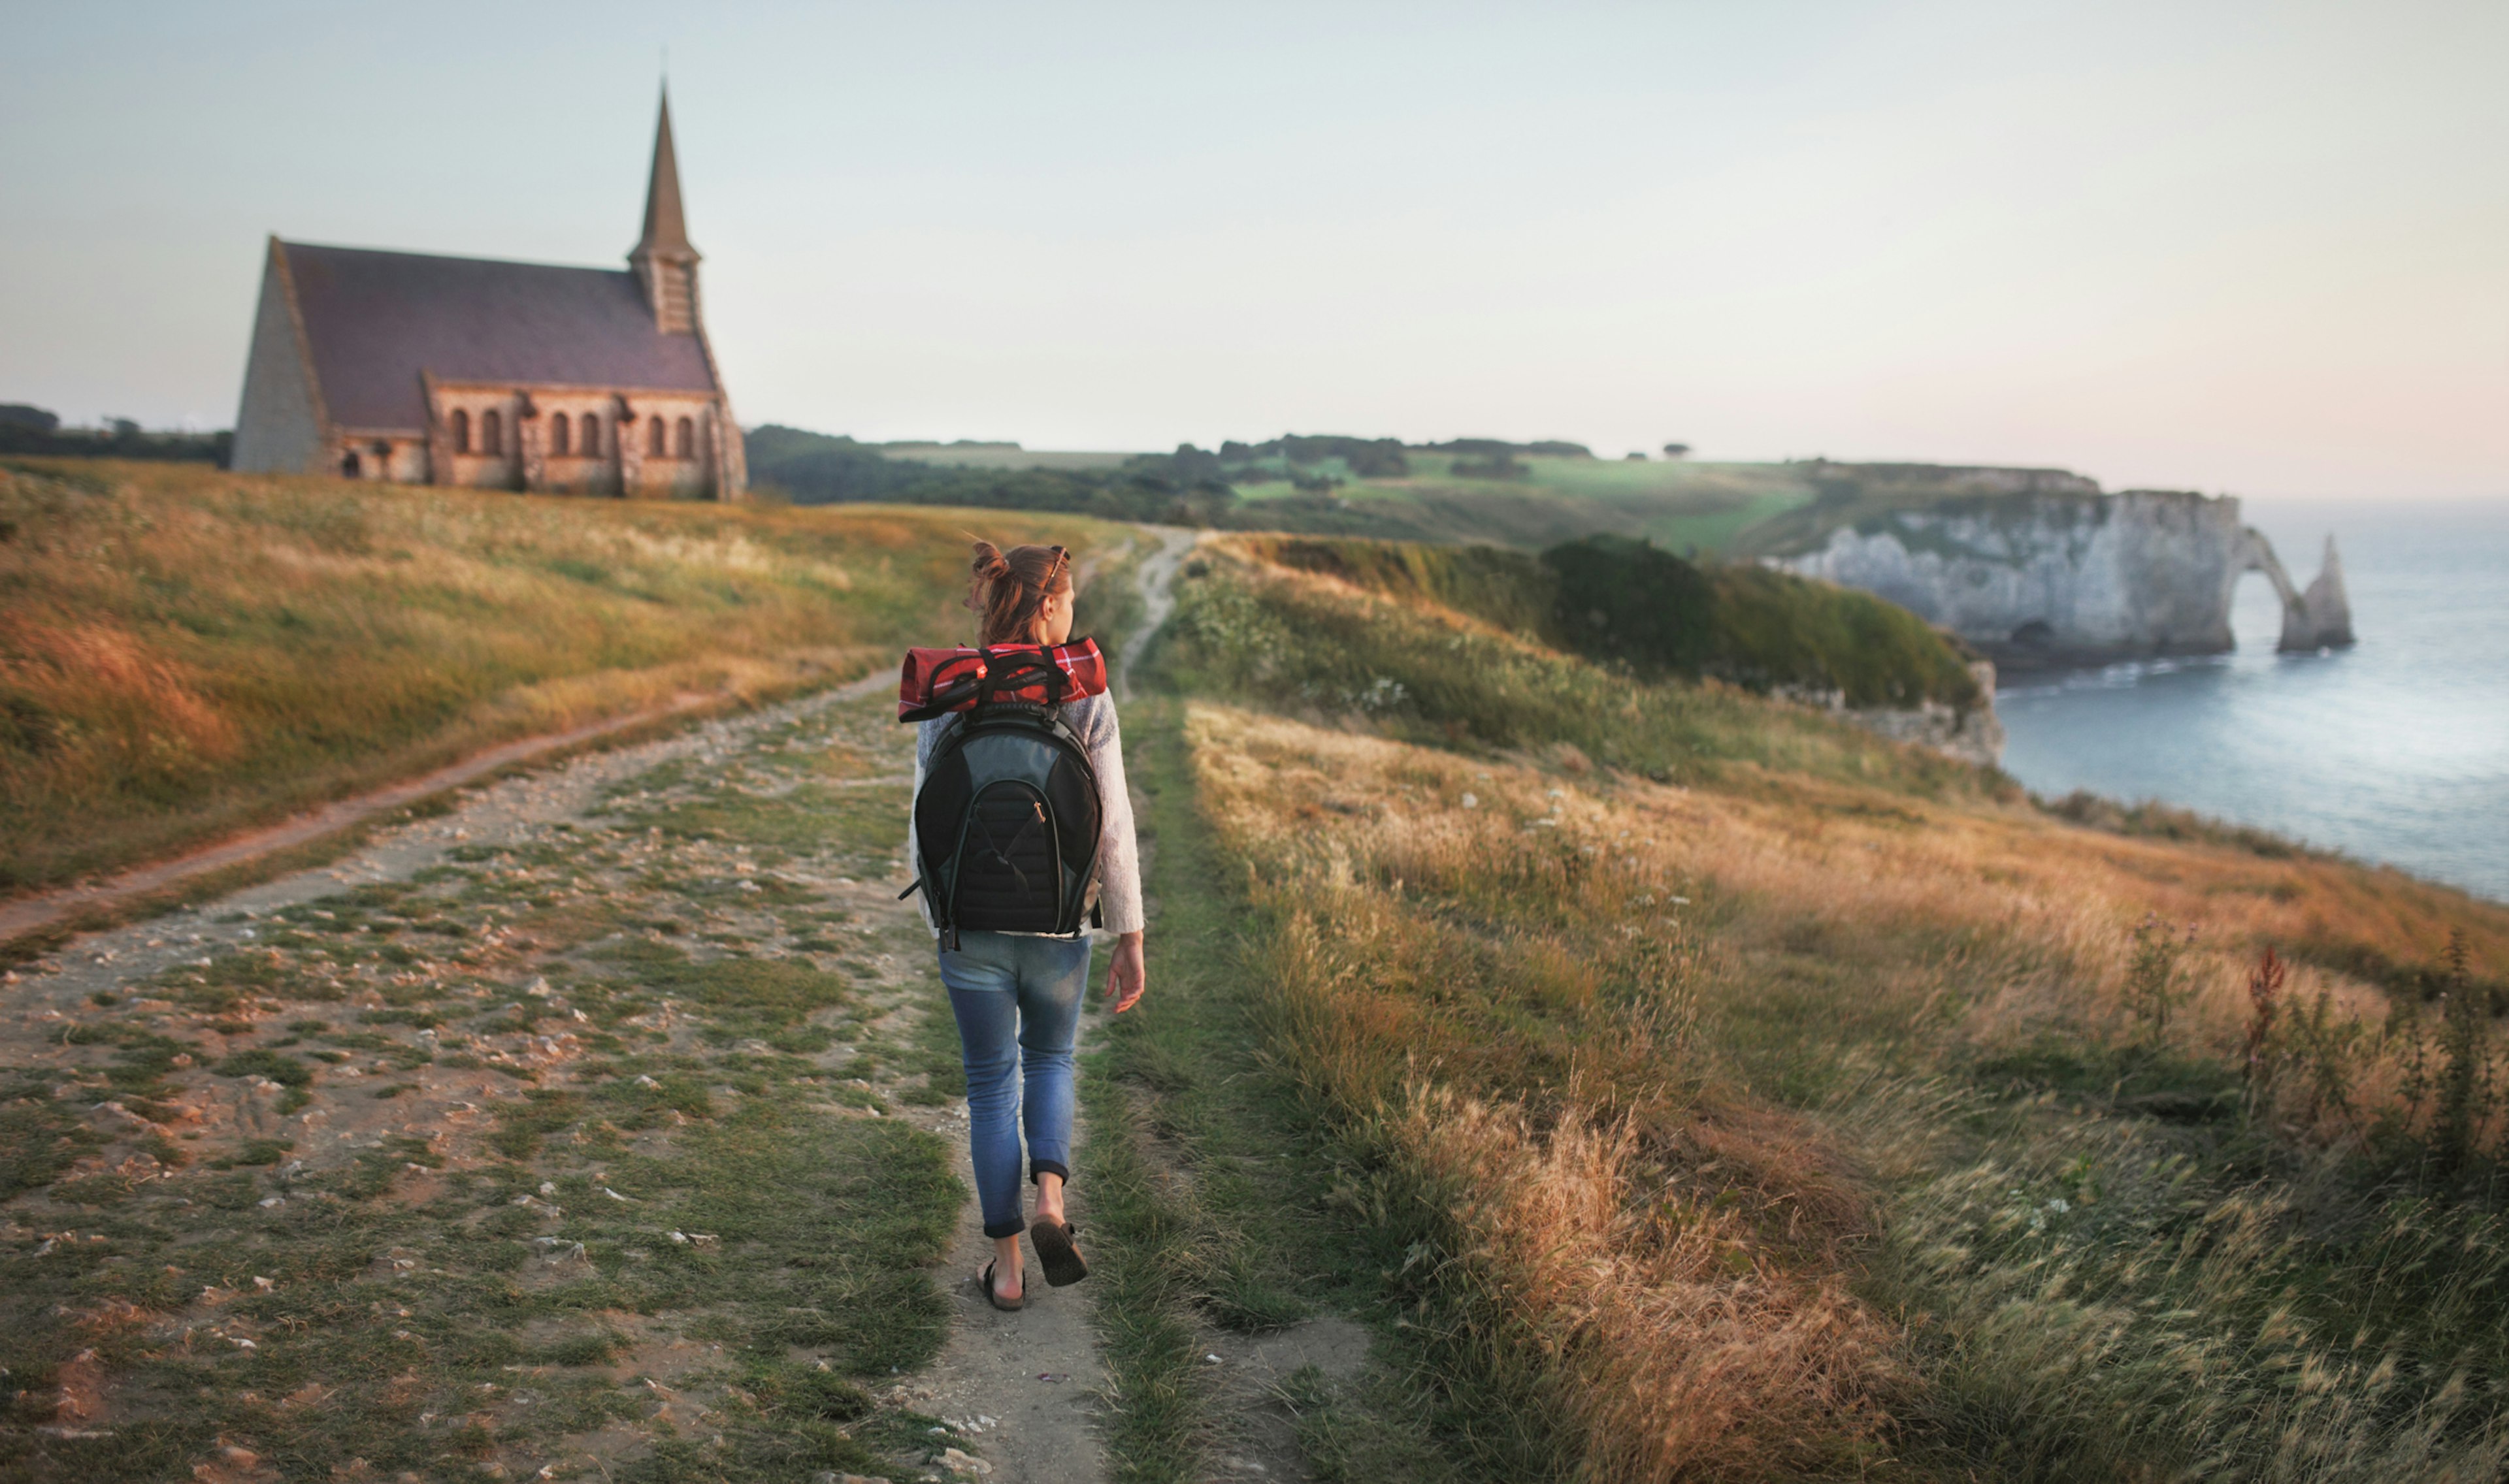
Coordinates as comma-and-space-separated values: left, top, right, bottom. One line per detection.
1183, 699, 2509, 1479
0, 459, 1127, 894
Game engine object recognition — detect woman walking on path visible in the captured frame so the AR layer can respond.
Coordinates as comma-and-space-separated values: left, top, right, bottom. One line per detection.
910, 540, 1147, 1310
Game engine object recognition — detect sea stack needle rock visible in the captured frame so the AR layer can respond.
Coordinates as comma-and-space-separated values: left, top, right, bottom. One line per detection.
230, 89, 744, 499
1767, 476, 2353, 668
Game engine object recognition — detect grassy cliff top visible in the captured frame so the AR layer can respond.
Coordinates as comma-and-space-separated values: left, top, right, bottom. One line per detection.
747, 425, 2154, 556
0, 459, 1133, 898
1230, 530, 1986, 711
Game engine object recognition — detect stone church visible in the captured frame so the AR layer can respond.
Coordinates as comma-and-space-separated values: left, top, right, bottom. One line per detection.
231, 93, 744, 499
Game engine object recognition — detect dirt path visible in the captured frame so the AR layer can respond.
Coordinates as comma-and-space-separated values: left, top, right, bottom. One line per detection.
1117, 530, 1200, 702
0, 679, 840, 954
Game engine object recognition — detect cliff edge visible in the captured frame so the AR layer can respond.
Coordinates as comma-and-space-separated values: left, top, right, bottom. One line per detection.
1765, 479, 2354, 668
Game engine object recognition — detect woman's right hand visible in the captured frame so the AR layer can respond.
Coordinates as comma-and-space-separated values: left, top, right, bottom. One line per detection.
1104, 931, 1146, 1013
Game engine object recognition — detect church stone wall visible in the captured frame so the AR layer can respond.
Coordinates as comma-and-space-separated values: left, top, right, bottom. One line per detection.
416, 381, 730, 498
231, 251, 325, 476
618, 394, 725, 498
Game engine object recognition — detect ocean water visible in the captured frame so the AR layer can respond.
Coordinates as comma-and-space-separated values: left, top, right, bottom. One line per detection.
1995, 498, 2509, 903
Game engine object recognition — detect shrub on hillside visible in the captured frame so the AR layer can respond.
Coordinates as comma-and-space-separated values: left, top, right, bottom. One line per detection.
1233, 532, 1982, 713
1542, 535, 1714, 677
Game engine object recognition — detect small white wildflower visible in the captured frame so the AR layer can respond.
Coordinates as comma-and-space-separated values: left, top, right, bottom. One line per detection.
1460, 793, 1478, 809
2044, 1197, 2071, 1214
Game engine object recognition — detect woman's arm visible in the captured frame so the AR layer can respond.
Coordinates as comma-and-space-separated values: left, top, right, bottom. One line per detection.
1085, 698, 1147, 1010
1085, 700, 1146, 936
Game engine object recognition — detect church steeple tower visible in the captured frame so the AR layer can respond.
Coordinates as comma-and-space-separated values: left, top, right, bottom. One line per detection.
630, 88, 702, 334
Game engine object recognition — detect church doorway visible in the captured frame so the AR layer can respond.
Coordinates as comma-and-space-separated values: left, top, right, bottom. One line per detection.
341, 450, 362, 478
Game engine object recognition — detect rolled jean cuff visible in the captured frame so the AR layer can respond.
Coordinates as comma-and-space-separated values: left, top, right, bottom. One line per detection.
1030, 1158, 1070, 1186
983, 1215, 1026, 1240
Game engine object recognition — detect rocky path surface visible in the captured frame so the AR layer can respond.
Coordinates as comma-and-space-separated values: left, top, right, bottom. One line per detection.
0, 686, 745, 952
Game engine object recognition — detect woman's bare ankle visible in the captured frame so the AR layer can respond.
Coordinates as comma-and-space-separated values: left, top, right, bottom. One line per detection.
991, 1234, 1023, 1298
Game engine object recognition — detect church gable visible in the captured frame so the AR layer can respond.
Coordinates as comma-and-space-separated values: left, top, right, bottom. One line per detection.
231, 238, 327, 475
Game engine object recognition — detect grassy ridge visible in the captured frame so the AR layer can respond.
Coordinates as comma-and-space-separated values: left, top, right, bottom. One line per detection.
1150, 543, 1995, 801
746, 424, 1824, 553
1180, 697, 2509, 1479
0, 459, 1124, 895
1104, 539, 2509, 1479
1238, 532, 1984, 709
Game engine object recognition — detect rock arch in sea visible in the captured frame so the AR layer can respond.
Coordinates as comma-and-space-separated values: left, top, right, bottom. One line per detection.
1776, 487, 2354, 670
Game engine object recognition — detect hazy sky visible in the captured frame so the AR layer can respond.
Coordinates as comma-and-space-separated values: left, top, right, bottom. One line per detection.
5, 1, 2504, 498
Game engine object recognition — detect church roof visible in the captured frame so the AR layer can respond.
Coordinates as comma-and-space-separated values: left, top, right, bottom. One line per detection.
278, 240, 718, 432
636, 91, 697, 260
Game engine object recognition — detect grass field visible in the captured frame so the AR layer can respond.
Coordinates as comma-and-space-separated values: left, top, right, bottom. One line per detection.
1216, 458, 1818, 554
12, 457, 2505, 1480
1077, 539, 2509, 1481
0, 459, 1129, 899
875, 445, 1136, 473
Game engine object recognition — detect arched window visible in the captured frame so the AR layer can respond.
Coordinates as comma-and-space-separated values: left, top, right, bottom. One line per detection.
551, 412, 570, 456
648, 416, 666, 457
675, 417, 695, 459
450, 409, 470, 454
341, 449, 362, 477
579, 415, 600, 457
482, 410, 502, 457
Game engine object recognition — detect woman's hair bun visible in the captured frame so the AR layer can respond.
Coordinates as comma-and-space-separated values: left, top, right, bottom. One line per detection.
962, 536, 1074, 645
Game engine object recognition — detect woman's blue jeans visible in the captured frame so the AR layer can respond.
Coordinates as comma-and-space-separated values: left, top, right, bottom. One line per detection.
937, 930, 1092, 1239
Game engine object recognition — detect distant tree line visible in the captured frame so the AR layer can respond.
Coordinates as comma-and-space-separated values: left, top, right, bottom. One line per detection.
744, 425, 1234, 524
744, 424, 1620, 515
0, 406, 231, 466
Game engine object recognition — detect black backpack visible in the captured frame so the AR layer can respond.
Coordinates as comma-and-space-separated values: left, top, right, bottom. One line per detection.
900, 655, 1102, 950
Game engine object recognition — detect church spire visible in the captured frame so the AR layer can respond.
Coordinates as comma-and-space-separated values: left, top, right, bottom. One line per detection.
630, 87, 701, 333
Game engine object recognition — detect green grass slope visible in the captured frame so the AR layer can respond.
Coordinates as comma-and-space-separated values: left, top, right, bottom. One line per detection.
1237, 532, 1984, 711
1080, 540, 2509, 1483
0, 459, 1127, 896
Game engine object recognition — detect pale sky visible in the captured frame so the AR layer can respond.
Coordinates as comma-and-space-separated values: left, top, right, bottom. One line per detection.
4, 1, 2504, 499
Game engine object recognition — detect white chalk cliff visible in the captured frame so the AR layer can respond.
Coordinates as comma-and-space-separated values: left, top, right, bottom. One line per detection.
1776, 489, 2353, 667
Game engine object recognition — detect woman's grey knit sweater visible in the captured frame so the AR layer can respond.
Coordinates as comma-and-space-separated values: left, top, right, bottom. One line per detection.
908, 692, 1145, 938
